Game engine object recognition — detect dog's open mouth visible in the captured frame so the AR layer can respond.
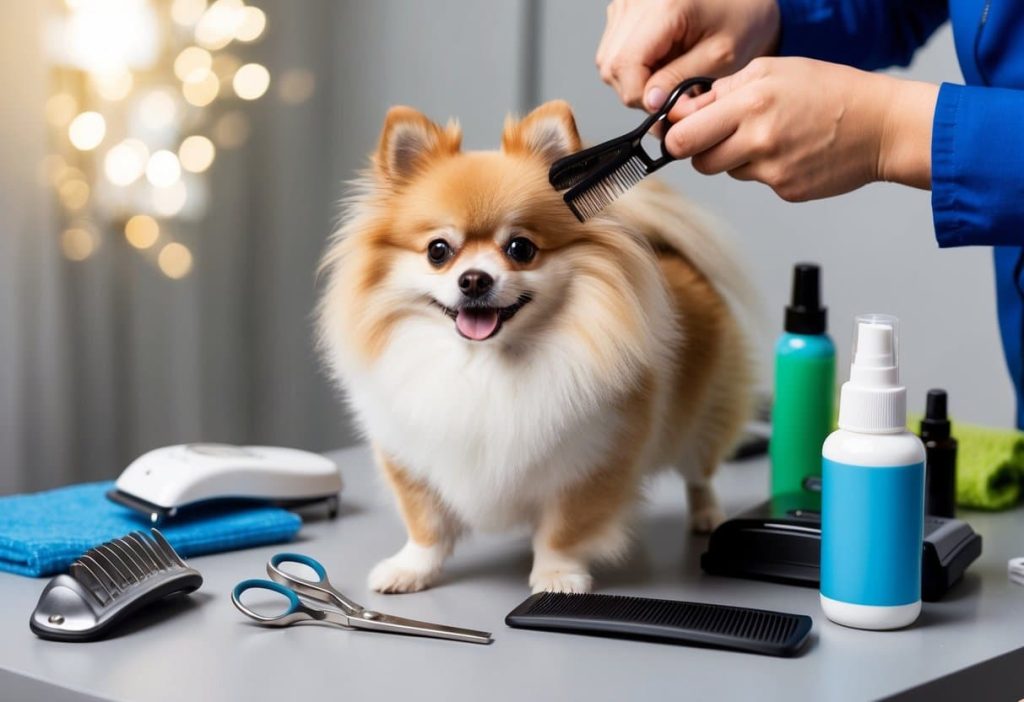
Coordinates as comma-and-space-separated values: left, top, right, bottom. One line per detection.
432, 294, 533, 341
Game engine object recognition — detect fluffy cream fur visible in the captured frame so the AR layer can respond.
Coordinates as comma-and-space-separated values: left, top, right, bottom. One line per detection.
317, 101, 754, 594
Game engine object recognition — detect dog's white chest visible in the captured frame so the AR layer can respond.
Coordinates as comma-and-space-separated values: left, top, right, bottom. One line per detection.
340, 320, 622, 528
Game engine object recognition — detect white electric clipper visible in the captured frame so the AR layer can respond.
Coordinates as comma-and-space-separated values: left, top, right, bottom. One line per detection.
107, 444, 342, 523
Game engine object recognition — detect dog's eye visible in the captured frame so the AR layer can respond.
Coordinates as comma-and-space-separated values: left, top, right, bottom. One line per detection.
427, 239, 452, 266
505, 237, 537, 264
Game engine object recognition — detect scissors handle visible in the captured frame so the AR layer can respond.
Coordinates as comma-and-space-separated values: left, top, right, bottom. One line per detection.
231, 579, 349, 628
267, 553, 362, 615
349, 610, 492, 645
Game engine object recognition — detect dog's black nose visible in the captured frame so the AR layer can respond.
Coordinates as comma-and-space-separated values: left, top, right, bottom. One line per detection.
458, 269, 493, 298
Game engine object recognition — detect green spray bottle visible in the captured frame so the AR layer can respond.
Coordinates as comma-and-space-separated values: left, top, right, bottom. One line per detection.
770, 263, 835, 497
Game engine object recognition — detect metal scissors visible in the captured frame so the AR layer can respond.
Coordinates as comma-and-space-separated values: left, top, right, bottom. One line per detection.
231, 553, 492, 645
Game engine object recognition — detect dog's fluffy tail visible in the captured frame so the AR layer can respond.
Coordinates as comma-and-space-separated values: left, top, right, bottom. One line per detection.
611, 179, 766, 337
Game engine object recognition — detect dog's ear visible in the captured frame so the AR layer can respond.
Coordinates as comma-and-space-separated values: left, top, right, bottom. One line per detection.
502, 100, 581, 163
375, 106, 461, 184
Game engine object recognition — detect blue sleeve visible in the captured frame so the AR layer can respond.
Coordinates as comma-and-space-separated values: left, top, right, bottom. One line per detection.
932, 83, 1024, 247
776, 0, 948, 70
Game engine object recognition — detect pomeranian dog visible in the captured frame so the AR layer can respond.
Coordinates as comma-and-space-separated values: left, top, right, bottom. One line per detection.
317, 101, 754, 594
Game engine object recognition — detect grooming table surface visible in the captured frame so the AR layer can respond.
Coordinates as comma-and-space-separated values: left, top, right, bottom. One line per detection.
1, 444, 1023, 702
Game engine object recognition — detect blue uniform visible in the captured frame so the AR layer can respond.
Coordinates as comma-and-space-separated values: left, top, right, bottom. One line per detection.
777, 0, 1024, 427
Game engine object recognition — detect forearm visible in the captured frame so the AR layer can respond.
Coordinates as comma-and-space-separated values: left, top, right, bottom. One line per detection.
876, 77, 940, 189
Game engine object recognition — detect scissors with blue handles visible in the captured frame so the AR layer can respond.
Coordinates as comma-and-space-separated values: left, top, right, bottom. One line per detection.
231, 553, 493, 645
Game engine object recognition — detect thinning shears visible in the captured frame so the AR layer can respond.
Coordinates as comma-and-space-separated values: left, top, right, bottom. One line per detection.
231, 553, 492, 645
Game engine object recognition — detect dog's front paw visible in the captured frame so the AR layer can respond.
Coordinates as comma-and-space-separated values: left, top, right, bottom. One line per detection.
529, 569, 593, 594
368, 541, 447, 594
689, 504, 726, 534
368, 555, 438, 594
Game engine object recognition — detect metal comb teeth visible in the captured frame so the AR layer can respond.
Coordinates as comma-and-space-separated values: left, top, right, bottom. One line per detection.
566, 155, 649, 221
32, 529, 203, 641
69, 530, 182, 602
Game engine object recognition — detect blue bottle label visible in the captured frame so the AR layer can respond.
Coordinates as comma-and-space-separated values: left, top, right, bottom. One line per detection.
821, 458, 924, 606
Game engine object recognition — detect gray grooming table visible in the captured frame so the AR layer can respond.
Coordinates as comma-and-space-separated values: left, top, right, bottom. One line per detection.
1, 444, 1023, 701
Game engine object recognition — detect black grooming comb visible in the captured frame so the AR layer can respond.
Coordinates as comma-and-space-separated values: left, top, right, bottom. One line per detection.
549, 76, 714, 221
506, 592, 812, 657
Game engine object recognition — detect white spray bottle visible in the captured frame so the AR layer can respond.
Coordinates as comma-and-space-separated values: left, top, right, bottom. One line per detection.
820, 314, 925, 630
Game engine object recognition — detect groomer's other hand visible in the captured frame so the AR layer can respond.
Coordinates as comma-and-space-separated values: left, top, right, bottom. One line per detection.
596, 0, 780, 111
664, 57, 939, 201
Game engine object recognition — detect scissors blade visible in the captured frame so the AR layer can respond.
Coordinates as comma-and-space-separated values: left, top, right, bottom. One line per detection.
348, 611, 492, 645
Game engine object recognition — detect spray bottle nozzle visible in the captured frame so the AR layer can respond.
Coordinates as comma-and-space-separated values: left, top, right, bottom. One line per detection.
784, 263, 827, 335
839, 313, 907, 432
848, 314, 900, 388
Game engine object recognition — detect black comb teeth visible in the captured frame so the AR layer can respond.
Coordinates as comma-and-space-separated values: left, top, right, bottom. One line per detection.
548, 76, 714, 221
506, 592, 812, 657
567, 155, 649, 221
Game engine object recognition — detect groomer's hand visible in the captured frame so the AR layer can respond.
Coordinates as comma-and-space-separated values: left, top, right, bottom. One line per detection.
664, 57, 939, 201
596, 0, 780, 111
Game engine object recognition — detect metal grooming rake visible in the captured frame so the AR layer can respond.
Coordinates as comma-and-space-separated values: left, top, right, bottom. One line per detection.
30, 529, 203, 642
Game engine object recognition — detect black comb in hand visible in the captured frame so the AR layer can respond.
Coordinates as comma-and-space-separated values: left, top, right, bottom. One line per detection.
549, 77, 714, 222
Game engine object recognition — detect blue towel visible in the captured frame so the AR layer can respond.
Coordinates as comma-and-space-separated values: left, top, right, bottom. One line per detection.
0, 481, 303, 577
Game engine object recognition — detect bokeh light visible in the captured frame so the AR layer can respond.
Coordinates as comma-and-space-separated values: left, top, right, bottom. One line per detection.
158, 242, 193, 278
152, 180, 188, 217
93, 68, 134, 101
174, 46, 212, 82
59, 179, 91, 210
171, 0, 208, 27
178, 135, 215, 173
125, 214, 160, 249
61, 227, 96, 261
146, 150, 182, 187
194, 0, 244, 51
182, 70, 220, 106
103, 139, 149, 186
138, 89, 178, 131
68, 111, 106, 150
277, 69, 315, 104
233, 63, 270, 100
234, 6, 266, 42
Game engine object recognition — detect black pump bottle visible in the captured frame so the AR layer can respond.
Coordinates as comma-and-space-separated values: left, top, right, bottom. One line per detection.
920, 389, 958, 517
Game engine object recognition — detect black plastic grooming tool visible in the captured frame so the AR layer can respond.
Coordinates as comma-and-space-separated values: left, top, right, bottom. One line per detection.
549, 76, 714, 221
506, 591, 812, 657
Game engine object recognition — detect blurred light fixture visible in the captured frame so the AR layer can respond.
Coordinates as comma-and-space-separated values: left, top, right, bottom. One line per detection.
232, 62, 269, 100
104, 139, 149, 186
158, 242, 193, 279
68, 111, 106, 150
146, 150, 182, 187
125, 214, 160, 249
152, 180, 188, 217
61, 226, 97, 261
44, 0, 284, 277
179, 135, 216, 173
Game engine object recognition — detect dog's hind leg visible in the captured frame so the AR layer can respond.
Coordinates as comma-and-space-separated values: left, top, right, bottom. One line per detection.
530, 461, 640, 594
368, 446, 462, 594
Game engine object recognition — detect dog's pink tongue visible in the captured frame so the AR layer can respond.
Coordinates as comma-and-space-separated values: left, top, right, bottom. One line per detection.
456, 308, 499, 340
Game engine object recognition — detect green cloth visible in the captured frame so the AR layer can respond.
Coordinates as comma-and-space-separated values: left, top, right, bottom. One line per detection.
911, 416, 1024, 511
951, 422, 1024, 510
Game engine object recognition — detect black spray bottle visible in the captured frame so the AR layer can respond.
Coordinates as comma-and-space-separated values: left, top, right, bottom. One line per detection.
920, 389, 958, 517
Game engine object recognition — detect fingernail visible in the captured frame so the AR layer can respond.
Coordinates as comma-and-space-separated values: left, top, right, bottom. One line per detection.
644, 87, 666, 111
